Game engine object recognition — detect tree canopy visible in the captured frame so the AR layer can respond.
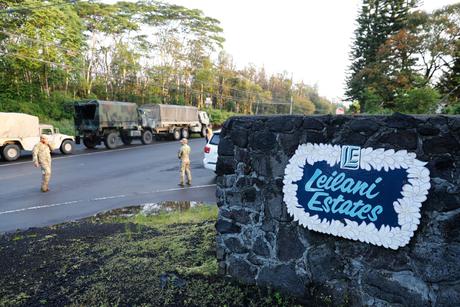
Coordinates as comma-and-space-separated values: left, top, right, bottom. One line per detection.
0, 0, 333, 127
346, 0, 460, 114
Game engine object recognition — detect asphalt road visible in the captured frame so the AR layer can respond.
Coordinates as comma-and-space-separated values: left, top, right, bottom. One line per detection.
0, 138, 216, 233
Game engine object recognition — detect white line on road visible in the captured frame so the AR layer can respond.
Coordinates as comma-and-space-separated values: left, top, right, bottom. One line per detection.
153, 184, 217, 193
0, 184, 216, 215
0, 200, 81, 215
93, 195, 127, 201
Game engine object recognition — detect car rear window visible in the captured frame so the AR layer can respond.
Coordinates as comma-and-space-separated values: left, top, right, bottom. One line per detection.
210, 133, 220, 145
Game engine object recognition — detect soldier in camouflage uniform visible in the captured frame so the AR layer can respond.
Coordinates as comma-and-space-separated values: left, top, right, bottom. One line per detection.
33, 135, 53, 192
205, 125, 213, 143
178, 138, 192, 187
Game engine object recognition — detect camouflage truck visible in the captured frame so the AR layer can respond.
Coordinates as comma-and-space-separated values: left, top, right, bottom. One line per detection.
139, 104, 210, 140
74, 100, 154, 149
74, 100, 210, 149
0, 112, 75, 161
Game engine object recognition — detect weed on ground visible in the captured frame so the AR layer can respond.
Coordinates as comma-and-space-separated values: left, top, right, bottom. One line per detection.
0, 205, 304, 306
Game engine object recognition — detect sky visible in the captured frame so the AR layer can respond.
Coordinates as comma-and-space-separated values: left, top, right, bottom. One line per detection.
106, 0, 459, 102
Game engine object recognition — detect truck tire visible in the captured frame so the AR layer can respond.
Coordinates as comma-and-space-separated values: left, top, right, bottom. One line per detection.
104, 132, 118, 149
201, 125, 207, 137
121, 135, 132, 145
2, 144, 20, 161
60, 140, 74, 155
181, 128, 189, 139
83, 138, 97, 149
173, 129, 181, 141
141, 130, 153, 145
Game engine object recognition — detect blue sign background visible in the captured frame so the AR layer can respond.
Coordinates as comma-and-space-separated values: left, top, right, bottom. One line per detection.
295, 161, 408, 229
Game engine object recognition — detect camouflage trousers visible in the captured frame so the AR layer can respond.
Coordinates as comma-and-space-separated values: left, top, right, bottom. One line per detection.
180, 161, 192, 185
40, 164, 51, 191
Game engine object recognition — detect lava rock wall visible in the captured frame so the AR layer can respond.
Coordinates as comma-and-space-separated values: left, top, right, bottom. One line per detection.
215, 114, 460, 306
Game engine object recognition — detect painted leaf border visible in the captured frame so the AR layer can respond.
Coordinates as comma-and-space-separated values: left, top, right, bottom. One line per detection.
282, 143, 431, 250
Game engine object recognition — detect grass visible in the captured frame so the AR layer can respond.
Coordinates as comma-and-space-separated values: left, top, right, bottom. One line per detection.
0, 204, 304, 306
133, 205, 218, 226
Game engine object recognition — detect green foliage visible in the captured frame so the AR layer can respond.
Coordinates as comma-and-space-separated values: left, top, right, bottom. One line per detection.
393, 87, 440, 114
445, 102, 460, 114
133, 205, 218, 227
348, 100, 361, 114
225, 100, 236, 112
205, 108, 236, 125
346, 0, 459, 114
0, 1, 334, 119
361, 87, 384, 113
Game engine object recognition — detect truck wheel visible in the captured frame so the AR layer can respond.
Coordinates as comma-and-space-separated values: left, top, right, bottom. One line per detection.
121, 135, 132, 145
83, 138, 97, 149
104, 132, 118, 149
201, 126, 207, 137
60, 140, 74, 155
173, 129, 181, 140
141, 130, 153, 145
181, 128, 189, 139
2, 144, 20, 161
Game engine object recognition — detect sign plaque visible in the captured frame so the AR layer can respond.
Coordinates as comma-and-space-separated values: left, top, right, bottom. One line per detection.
283, 143, 430, 249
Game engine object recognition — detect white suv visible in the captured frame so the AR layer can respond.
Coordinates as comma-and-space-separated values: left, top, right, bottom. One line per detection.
203, 131, 220, 171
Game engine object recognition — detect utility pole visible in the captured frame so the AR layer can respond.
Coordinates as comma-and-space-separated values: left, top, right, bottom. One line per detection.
289, 73, 294, 115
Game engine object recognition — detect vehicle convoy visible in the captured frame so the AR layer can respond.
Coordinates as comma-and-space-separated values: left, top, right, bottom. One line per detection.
74, 100, 210, 149
0, 112, 75, 161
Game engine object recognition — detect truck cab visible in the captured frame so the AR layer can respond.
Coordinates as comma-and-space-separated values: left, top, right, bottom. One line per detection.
39, 125, 75, 154
198, 111, 210, 126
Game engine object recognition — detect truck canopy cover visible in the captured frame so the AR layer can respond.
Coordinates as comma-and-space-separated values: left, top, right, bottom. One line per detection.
141, 104, 199, 123
74, 100, 139, 129
0, 112, 39, 138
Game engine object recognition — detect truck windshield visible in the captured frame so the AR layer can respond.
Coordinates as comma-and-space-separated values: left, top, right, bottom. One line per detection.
75, 104, 96, 120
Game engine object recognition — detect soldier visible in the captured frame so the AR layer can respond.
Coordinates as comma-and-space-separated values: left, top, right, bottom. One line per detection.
178, 138, 192, 187
205, 125, 213, 143
33, 135, 53, 192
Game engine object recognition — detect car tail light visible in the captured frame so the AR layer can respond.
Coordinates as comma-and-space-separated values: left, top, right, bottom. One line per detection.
204, 146, 210, 153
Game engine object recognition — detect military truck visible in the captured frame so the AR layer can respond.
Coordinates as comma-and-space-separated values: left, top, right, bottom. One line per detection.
74, 100, 147, 149
139, 104, 210, 140
0, 112, 75, 161
74, 100, 210, 149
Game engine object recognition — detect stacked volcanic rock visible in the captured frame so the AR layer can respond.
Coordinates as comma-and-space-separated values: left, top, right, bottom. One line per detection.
216, 114, 460, 306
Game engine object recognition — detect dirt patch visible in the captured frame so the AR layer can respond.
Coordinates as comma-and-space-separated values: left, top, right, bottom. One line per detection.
0, 206, 304, 306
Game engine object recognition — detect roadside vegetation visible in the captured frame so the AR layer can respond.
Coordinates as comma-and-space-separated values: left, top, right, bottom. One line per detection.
0, 205, 304, 306
0, 0, 334, 131
346, 1, 460, 114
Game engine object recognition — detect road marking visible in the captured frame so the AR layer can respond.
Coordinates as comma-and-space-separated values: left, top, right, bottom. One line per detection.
0, 200, 81, 215
153, 184, 217, 193
93, 195, 127, 201
0, 184, 216, 215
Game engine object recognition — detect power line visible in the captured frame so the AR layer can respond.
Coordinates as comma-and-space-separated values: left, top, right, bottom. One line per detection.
0, 30, 81, 53
1, 52, 263, 105
0, 0, 77, 14
3, 53, 76, 69
0, 30, 294, 101
0, 31, 274, 98
2, 52, 296, 116
1, 33, 294, 106
7, 53, 295, 107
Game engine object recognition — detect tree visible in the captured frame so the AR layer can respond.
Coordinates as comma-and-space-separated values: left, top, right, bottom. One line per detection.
346, 0, 419, 112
